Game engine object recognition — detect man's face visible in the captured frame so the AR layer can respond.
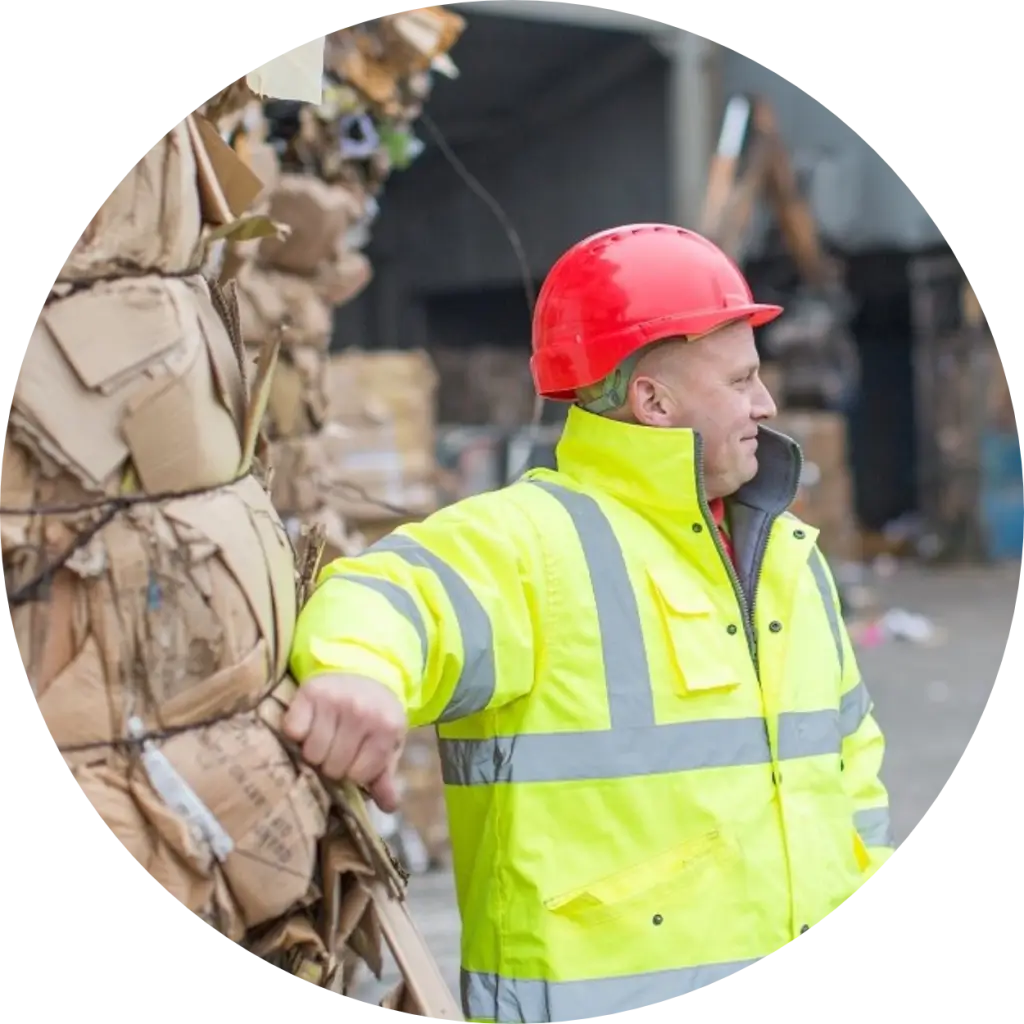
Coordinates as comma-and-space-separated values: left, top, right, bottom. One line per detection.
627, 322, 778, 499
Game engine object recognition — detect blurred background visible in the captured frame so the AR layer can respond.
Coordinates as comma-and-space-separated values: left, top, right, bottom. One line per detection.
152, 1, 1024, 1001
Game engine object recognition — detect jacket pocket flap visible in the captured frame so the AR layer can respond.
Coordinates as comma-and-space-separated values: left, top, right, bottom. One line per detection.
646, 565, 714, 616
545, 830, 728, 924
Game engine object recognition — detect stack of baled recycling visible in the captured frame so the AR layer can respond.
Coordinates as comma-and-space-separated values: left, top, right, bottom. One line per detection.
221, 9, 464, 559
1, 98, 460, 1017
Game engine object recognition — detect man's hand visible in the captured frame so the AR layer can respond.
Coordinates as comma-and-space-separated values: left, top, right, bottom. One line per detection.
283, 674, 407, 812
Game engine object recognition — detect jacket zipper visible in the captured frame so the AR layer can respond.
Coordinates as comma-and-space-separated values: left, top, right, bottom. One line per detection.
692, 433, 803, 678
696, 436, 761, 675
695, 431, 805, 940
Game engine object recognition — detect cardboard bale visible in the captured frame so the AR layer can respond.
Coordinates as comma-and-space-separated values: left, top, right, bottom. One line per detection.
258, 174, 367, 275
9, 98, 464, 1015
269, 425, 437, 522
236, 263, 333, 349
326, 349, 438, 453
59, 114, 274, 289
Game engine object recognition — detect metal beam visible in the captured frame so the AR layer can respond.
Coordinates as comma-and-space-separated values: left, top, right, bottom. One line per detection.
660, 31, 716, 227
452, 1, 671, 37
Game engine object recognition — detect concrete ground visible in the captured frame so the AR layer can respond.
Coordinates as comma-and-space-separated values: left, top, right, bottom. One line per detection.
351, 559, 1021, 1006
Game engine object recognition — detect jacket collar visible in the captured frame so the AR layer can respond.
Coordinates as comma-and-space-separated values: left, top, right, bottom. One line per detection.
552, 405, 803, 519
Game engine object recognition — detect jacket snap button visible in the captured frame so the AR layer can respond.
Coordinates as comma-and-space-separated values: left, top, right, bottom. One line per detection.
769, 620, 783, 633
793, 529, 806, 539
726, 624, 738, 635
800, 924, 810, 935
692, 523, 703, 533
652, 914, 664, 926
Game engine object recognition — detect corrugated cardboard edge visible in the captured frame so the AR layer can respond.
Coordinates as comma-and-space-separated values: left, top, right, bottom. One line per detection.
362, 878, 463, 1019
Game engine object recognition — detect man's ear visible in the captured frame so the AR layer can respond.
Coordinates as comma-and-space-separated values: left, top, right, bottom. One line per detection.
630, 375, 673, 427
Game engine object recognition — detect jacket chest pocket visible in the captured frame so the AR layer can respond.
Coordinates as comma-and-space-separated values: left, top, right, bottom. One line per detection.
646, 565, 747, 698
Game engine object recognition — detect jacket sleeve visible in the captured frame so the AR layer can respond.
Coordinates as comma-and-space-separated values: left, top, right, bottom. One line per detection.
289, 489, 545, 729
809, 548, 895, 878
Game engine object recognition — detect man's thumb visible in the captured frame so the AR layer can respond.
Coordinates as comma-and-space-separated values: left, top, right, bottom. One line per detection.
368, 766, 401, 814
283, 689, 315, 742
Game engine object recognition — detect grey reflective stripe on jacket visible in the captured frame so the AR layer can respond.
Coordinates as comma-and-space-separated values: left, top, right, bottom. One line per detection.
367, 534, 497, 722
462, 958, 758, 1023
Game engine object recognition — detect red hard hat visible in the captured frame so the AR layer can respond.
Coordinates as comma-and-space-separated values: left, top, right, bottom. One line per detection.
530, 224, 784, 400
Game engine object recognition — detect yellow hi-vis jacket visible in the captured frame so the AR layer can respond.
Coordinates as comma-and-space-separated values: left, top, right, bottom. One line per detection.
291, 407, 894, 1023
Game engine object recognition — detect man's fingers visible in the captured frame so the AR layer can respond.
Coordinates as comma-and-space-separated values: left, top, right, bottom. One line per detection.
321, 722, 364, 781
282, 690, 315, 743
302, 701, 338, 766
345, 732, 397, 791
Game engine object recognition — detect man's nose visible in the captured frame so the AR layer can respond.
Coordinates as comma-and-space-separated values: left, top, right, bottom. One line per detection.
753, 376, 778, 420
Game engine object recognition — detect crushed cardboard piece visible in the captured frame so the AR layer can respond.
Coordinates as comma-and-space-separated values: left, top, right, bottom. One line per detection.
15, 276, 246, 495
382, 7, 467, 72
251, 344, 329, 440
315, 249, 373, 307
235, 263, 333, 349
258, 174, 366, 275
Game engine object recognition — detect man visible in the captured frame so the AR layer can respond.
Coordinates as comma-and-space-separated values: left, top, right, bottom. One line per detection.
286, 225, 894, 1023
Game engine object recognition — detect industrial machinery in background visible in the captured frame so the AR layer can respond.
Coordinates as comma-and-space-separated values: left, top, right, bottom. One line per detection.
700, 94, 860, 412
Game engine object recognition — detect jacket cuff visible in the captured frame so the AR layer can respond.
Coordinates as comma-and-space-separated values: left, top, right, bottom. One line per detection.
289, 637, 409, 706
